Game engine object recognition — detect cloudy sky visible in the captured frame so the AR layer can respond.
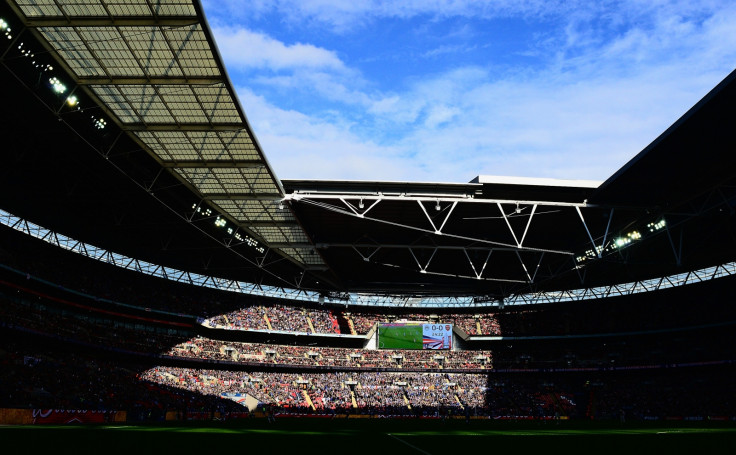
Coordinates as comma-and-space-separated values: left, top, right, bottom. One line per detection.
200, 0, 736, 184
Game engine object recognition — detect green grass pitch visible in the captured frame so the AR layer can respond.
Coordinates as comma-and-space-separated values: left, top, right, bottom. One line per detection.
3, 419, 736, 454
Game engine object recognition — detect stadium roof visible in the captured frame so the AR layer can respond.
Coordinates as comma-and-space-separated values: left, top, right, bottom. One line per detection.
1, 0, 736, 301
1, 0, 322, 270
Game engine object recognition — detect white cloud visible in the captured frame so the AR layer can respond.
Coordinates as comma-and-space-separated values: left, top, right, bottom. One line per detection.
211, 26, 347, 71
213, 1, 736, 183
205, 0, 578, 31
237, 87, 416, 181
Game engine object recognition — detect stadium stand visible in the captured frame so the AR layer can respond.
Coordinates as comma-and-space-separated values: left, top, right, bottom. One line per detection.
2, 0, 736, 426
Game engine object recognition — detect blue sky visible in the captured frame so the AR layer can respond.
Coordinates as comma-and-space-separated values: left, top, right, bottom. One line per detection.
200, 0, 736, 183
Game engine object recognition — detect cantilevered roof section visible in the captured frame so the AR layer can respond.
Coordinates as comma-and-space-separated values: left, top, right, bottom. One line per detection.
472, 175, 601, 188
6, 0, 322, 267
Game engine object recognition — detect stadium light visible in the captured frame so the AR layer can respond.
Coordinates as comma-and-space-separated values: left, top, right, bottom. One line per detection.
0, 18, 12, 39
92, 116, 106, 129
66, 95, 79, 107
49, 77, 66, 94
647, 219, 666, 232
576, 219, 665, 264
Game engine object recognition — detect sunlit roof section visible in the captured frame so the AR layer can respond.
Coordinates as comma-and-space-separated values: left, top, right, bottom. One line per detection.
16, 0, 196, 18
8, 0, 321, 269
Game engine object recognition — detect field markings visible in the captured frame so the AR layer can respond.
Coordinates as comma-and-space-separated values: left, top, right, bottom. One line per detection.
387, 433, 433, 455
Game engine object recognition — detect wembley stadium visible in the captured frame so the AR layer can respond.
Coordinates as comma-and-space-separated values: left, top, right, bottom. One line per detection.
1, 0, 736, 451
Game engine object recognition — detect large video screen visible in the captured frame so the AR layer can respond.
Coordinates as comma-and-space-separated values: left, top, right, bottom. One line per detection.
377, 323, 452, 350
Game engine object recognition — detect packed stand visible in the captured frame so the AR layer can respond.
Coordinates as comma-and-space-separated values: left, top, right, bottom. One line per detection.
164, 336, 494, 370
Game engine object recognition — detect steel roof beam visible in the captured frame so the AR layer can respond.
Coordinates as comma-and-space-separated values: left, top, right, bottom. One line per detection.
239, 220, 300, 227
21, 17, 199, 27
162, 160, 264, 169
122, 123, 244, 132
315, 243, 560, 253
78, 76, 222, 85
267, 243, 317, 248
202, 193, 283, 201
290, 192, 593, 208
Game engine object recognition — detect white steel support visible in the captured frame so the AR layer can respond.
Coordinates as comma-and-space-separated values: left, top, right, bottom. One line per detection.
417, 200, 457, 234
409, 247, 438, 273
463, 248, 493, 279
297, 197, 572, 255
2, 208, 735, 309
576, 206, 601, 259
351, 245, 381, 262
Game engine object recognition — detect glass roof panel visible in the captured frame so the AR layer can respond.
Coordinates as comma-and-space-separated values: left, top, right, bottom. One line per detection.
16, 1, 63, 16
18, 0, 197, 17
20, 0, 313, 264
39, 27, 105, 77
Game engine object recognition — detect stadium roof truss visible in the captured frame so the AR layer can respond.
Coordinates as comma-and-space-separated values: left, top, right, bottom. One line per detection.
2, 0, 736, 300
285, 187, 604, 285
3, 0, 324, 270
4, 206, 736, 309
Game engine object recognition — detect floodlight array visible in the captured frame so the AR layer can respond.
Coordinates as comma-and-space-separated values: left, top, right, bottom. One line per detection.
190, 203, 264, 254
1, 208, 733, 309
7, 19, 107, 131
0, 17, 11, 40
576, 219, 666, 264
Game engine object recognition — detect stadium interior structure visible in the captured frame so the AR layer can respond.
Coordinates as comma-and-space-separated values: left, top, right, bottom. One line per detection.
1, 0, 736, 423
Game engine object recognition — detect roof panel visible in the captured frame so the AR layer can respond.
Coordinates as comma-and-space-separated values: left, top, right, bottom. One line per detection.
106, 3, 152, 16
163, 26, 220, 77
210, 131, 259, 160
251, 226, 288, 243
17, 0, 197, 17
280, 247, 324, 265
15, 1, 62, 16
61, 3, 107, 16
192, 85, 240, 122
38, 27, 106, 77
14, 0, 314, 267
92, 85, 141, 122
212, 199, 294, 223
119, 27, 184, 77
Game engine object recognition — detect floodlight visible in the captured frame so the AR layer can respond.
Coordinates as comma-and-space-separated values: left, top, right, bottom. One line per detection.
0, 18, 11, 39
49, 77, 66, 94
66, 95, 78, 107
92, 117, 106, 129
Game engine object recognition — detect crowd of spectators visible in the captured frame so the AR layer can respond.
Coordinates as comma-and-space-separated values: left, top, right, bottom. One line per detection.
8, 224, 736, 342
0, 284, 190, 354
0, 338, 244, 418
4, 223, 736, 421
138, 365, 736, 420
164, 336, 493, 370
205, 305, 339, 334
141, 367, 499, 416
5, 336, 733, 421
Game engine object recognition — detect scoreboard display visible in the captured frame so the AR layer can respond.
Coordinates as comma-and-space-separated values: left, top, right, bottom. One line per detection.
377, 323, 452, 350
